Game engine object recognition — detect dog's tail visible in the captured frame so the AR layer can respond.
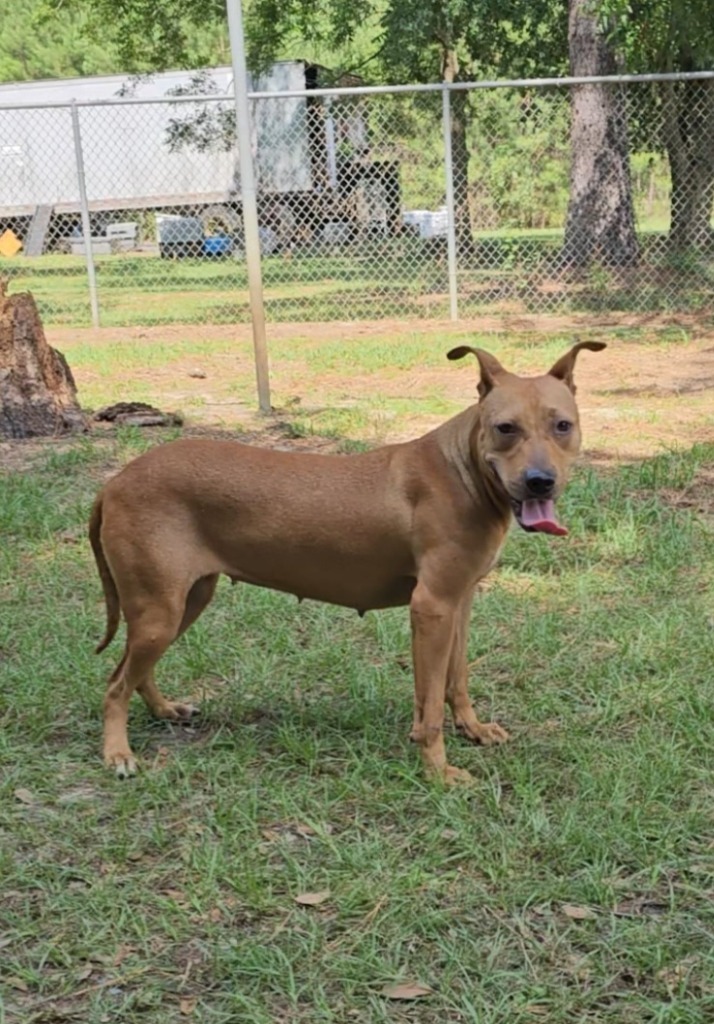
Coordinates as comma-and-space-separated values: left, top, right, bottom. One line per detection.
88, 496, 120, 653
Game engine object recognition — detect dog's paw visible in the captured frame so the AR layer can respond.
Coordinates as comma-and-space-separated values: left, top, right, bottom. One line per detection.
475, 722, 510, 745
105, 750, 138, 778
456, 718, 510, 746
156, 700, 199, 721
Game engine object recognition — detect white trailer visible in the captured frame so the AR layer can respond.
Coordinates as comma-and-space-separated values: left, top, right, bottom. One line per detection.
0, 62, 325, 219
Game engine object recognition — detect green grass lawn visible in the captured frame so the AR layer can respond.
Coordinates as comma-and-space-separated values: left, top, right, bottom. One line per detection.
2, 428, 714, 1022
2, 230, 712, 329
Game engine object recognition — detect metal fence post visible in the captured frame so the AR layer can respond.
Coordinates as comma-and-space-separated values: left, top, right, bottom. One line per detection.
441, 86, 459, 322
70, 101, 100, 328
226, 0, 271, 413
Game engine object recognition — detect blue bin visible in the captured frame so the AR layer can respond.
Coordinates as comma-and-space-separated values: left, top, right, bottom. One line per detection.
203, 234, 233, 257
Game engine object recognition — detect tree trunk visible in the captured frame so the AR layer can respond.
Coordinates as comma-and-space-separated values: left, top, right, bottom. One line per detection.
443, 47, 473, 256
563, 0, 638, 267
662, 78, 714, 252
0, 283, 87, 439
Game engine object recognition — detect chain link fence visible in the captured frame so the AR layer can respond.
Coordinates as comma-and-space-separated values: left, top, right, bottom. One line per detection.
1, 70, 712, 329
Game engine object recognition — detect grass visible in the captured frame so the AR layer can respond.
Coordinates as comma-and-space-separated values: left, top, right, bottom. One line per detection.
2, 426, 714, 1023
2, 228, 713, 328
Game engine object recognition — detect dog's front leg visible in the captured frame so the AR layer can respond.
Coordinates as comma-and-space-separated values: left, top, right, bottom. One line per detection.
447, 593, 510, 746
409, 582, 472, 784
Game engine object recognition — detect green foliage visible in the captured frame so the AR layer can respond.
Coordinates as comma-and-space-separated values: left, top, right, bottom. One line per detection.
599, 0, 714, 71
0, 0, 122, 81
39, 0, 229, 74
467, 89, 570, 229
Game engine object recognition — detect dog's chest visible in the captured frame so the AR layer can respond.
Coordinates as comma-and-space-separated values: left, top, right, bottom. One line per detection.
476, 535, 508, 582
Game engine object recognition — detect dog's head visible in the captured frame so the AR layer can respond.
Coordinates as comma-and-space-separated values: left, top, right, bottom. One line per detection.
448, 341, 606, 535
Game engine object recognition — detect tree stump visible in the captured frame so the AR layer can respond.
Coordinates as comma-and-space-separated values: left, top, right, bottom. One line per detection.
0, 282, 87, 439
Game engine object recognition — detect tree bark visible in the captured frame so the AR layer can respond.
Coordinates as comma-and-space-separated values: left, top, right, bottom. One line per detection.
563, 0, 638, 267
662, 77, 714, 252
0, 283, 87, 439
443, 47, 473, 256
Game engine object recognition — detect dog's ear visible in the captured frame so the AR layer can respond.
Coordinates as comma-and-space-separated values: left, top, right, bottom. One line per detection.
447, 346, 507, 398
547, 340, 607, 394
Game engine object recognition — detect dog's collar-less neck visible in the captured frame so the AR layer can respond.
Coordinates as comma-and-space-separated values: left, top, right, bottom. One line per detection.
438, 407, 511, 523
474, 450, 511, 523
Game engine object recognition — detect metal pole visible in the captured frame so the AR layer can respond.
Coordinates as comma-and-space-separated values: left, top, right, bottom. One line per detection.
70, 101, 100, 328
225, 0, 271, 413
441, 86, 459, 322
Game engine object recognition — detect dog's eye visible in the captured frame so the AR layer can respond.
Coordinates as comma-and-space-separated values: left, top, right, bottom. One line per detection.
495, 422, 517, 436
555, 420, 572, 434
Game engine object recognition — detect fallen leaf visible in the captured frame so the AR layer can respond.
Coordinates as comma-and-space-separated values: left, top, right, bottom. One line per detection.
562, 904, 597, 920
381, 983, 432, 1000
75, 965, 94, 982
180, 996, 198, 1015
6, 977, 29, 992
525, 1004, 550, 1016
14, 788, 35, 805
294, 890, 330, 906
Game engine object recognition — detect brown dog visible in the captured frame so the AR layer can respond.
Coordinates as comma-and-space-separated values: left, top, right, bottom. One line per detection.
89, 341, 604, 781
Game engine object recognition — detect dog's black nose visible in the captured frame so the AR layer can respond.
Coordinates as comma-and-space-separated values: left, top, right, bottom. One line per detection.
524, 469, 556, 497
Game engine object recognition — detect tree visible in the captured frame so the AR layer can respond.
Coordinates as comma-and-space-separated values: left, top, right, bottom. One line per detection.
602, 0, 714, 252
562, 0, 638, 265
662, 77, 714, 251
0, 0, 122, 81
37, 0, 230, 75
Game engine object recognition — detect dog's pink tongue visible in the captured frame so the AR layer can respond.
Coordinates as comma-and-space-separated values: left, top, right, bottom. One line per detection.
520, 499, 568, 536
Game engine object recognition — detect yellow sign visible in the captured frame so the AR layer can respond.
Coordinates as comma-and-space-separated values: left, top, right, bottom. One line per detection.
0, 229, 22, 257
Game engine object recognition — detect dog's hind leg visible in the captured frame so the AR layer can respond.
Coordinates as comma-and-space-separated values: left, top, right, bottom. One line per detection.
446, 593, 509, 747
135, 574, 219, 722
103, 599, 185, 777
